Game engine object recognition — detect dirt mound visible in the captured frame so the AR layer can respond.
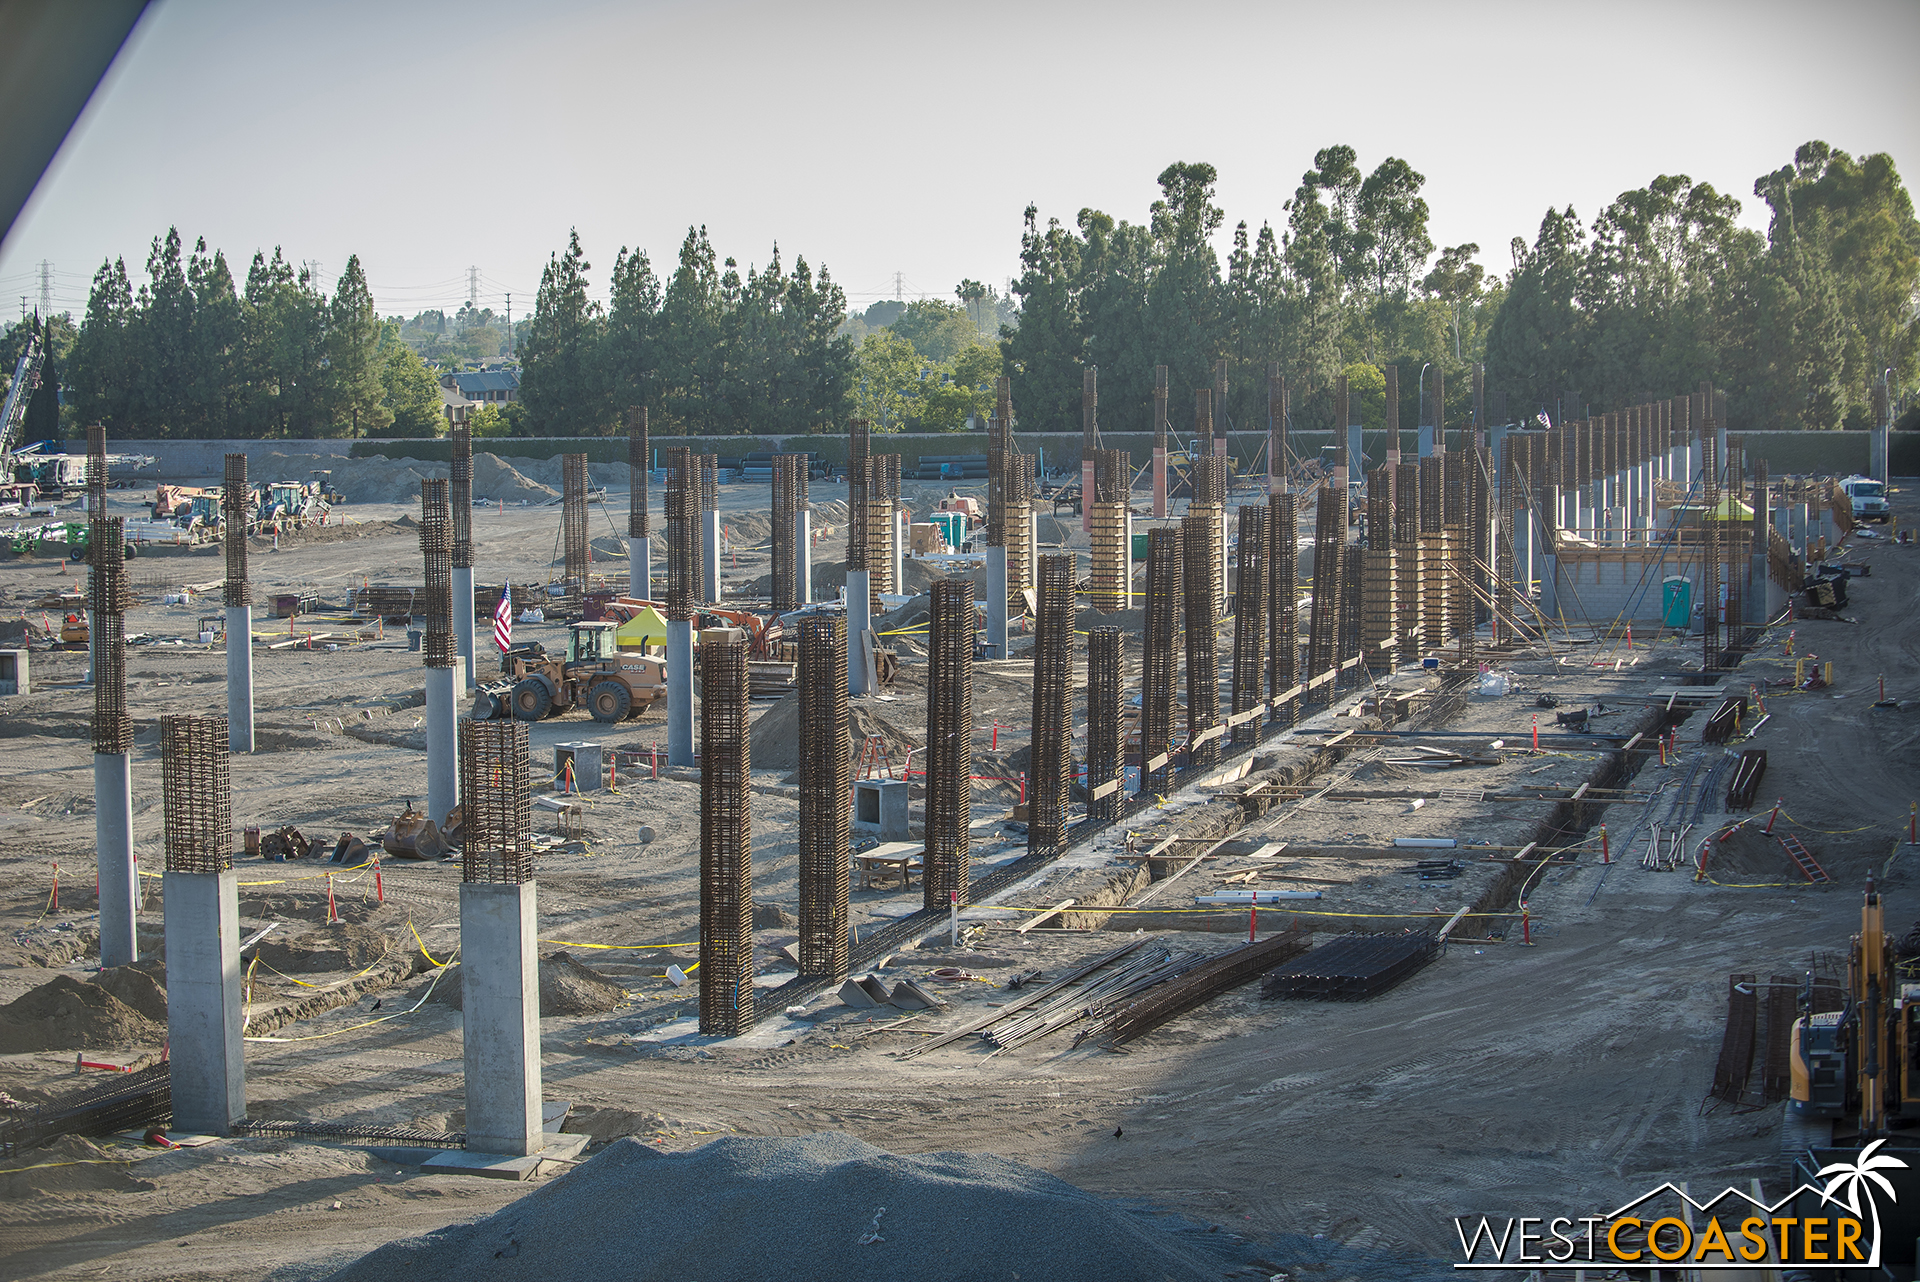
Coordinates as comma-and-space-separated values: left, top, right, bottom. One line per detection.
91, 966, 168, 1022
0, 1134, 155, 1198
749, 690, 918, 774
0, 974, 165, 1052
1701, 821, 1800, 880
430, 953, 627, 1015
325, 1132, 1226, 1282
471, 454, 559, 502
253, 923, 394, 974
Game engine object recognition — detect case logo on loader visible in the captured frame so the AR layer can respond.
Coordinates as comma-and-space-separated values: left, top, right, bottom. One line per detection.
1453, 1140, 1906, 1271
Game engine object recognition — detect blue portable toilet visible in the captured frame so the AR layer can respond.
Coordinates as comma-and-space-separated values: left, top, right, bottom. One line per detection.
1661, 576, 1691, 629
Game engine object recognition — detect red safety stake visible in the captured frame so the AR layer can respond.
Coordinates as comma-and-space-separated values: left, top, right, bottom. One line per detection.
1626, 624, 1633, 650
1765, 800, 1782, 835
1248, 898, 1257, 943
1020, 772, 1027, 804
50, 860, 58, 913
1521, 904, 1531, 945
1600, 825, 1610, 864
373, 859, 384, 904
1531, 715, 1539, 753
326, 873, 338, 924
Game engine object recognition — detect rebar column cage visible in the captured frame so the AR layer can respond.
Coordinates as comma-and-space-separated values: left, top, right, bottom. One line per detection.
1362, 466, 1397, 664
86, 423, 107, 524
1005, 451, 1035, 601
459, 719, 533, 884
699, 454, 718, 514
161, 715, 232, 874
864, 454, 899, 608
222, 454, 249, 607
1027, 554, 1073, 857
771, 455, 800, 613
1089, 448, 1131, 613
664, 447, 699, 621
924, 579, 974, 910
1700, 384, 1720, 668
1182, 509, 1220, 768
1338, 544, 1364, 682
420, 479, 455, 669
90, 516, 131, 755
1086, 626, 1121, 823
628, 406, 649, 539
1141, 527, 1182, 795
451, 426, 473, 568
847, 419, 871, 569
797, 616, 849, 981
1230, 504, 1266, 747
698, 629, 754, 1037
1495, 436, 1516, 638
562, 454, 590, 593
1305, 486, 1343, 701
985, 416, 1006, 547
1395, 461, 1423, 649
1268, 493, 1297, 726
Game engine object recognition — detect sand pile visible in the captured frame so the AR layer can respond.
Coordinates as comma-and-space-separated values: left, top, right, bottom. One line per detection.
750, 690, 919, 774
92, 966, 168, 1022
254, 923, 394, 974
325, 1132, 1226, 1282
0, 974, 166, 1052
431, 953, 627, 1015
471, 454, 559, 502
0, 1134, 154, 1198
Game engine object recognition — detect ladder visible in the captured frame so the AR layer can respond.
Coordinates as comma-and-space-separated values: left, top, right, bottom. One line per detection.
1779, 832, 1830, 884
855, 734, 895, 780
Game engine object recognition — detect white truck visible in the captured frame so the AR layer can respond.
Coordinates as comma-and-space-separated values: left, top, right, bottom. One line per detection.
1839, 475, 1891, 524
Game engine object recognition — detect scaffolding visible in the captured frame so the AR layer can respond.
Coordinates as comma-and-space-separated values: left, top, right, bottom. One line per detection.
699, 629, 754, 1037
924, 580, 974, 910
797, 616, 848, 981
161, 715, 231, 874
459, 720, 533, 884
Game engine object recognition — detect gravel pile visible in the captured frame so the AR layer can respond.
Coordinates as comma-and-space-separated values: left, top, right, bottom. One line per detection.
327, 1132, 1228, 1282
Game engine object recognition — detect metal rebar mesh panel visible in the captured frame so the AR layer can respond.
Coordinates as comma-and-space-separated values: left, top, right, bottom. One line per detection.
562, 454, 589, 591
846, 420, 870, 569
699, 630, 754, 1036
1268, 494, 1296, 725
1305, 487, 1342, 700
0, 1062, 172, 1159
1005, 452, 1034, 598
451, 426, 473, 567
1261, 931, 1441, 1000
1182, 510, 1219, 768
161, 715, 232, 874
699, 454, 718, 513
1141, 527, 1181, 796
771, 455, 799, 613
628, 406, 649, 538
924, 579, 974, 910
1086, 627, 1121, 823
1338, 544, 1364, 679
459, 719, 533, 884
86, 423, 107, 523
1231, 504, 1266, 747
222, 454, 249, 606
420, 479, 455, 668
797, 616, 848, 981
664, 447, 698, 621
1028, 555, 1073, 857
90, 517, 131, 754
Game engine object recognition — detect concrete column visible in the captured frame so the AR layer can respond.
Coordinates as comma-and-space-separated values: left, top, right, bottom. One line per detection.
1513, 503, 1535, 599
165, 869, 244, 1135
1872, 425, 1890, 484
984, 547, 1008, 659
95, 752, 137, 969
453, 567, 477, 687
794, 511, 812, 604
225, 605, 253, 754
701, 510, 722, 603
1348, 423, 1364, 479
459, 880, 541, 1157
425, 661, 462, 824
1081, 457, 1095, 535
846, 570, 872, 696
1152, 446, 1167, 518
667, 620, 695, 767
629, 537, 652, 601
1540, 554, 1561, 620
1418, 425, 1435, 457
892, 509, 907, 601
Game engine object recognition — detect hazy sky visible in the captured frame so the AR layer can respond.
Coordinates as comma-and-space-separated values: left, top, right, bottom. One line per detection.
3, 0, 1916, 323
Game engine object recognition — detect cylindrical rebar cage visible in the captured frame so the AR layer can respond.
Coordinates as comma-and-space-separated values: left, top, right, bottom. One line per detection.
222, 454, 249, 607
562, 454, 590, 592
459, 719, 533, 884
420, 479, 455, 668
846, 420, 870, 570
699, 629, 754, 1036
797, 616, 848, 981
1086, 627, 1121, 823
924, 579, 974, 910
90, 517, 131, 755
664, 447, 699, 621
451, 426, 473, 567
1231, 504, 1267, 747
1268, 494, 1297, 725
1141, 527, 1182, 795
1027, 555, 1073, 857
86, 423, 107, 524
1182, 510, 1220, 768
161, 715, 232, 874
628, 406, 649, 539
1306, 486, 1343, 700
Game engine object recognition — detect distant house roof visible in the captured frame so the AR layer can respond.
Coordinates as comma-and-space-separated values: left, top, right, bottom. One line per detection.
440, 387, 476, 409
442, 370, 520, 395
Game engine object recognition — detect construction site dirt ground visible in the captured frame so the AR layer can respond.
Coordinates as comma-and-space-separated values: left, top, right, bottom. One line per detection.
0, 464, 1915, 1281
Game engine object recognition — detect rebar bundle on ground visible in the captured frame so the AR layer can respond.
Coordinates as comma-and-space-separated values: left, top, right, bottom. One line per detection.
1305, 487, 1342, 701
797, 616, 848, 981
628, 407, 648, 541
664, 447, 699, 621
1230, 505, 1266, 747
222, 455, 249, 606
420, 480, 455, 668
924, 580, 974, 910
451, 427, 473, 568
459, 720, 532, 884
699, 629, 754, 1036
1086, 627, 1121, 823
89, 516, 130, 752
1027, 555, 1073, 857
1261, 931, 1440, 1001
562, 454, 589, 591
0, 1064, 171, 1160
1268, 494, 1296, 726
1182, 510, 1220, 768
1141, 528, 1181, 797
1101, 931, 1309, 1047
161, 715, 231, 874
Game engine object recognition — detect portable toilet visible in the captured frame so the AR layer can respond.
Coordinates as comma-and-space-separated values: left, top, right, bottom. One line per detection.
1661, 576, 1691, 629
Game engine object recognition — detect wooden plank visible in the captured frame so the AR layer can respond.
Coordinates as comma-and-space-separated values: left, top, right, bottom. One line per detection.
1570, 783, 1590, 801
1088, 778, 1121, 801
1015, 899, 1078, 933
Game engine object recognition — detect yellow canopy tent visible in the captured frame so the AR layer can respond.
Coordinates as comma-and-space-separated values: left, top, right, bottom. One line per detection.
614, 603, 670, 652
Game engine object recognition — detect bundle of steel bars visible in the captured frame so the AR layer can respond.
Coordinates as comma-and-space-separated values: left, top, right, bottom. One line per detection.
1099, 931, 1310, 1047
985, 943, 1205, 1052
1027, 555, 1073, 857
924, 580, 973, 910
1141, 527, 1181, 795
1230, 504, 1266, 747
161, 714, 231, 874
459, 719, 532, 883
1085, 627, 1121, 824
1260, 931, 1440, 1000
797, 616, 848, 981
699, 629, 754, 1036
420, 479, 455, 669
0, 1063, 171, 1158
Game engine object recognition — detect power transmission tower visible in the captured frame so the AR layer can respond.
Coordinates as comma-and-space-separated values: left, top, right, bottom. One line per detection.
468, 266, 479, 310
894, 271, 904, 301
504, 294, 511, 356
39, 261, 52, 316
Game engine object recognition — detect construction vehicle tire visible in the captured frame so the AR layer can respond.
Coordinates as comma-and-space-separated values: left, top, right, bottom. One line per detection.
587, 680, 631, 723
511, 678, 553, 721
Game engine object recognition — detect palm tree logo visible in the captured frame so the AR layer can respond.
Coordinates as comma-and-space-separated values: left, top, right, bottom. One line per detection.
1816, 1139, 1909, 1263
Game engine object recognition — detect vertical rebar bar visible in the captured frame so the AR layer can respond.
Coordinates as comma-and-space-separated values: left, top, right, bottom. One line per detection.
797, 616, 848, 981
925, 579, 974, 910
699, 628, 753, 1036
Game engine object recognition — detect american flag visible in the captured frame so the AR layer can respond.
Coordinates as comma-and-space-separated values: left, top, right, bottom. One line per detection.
493, 581, 513, 653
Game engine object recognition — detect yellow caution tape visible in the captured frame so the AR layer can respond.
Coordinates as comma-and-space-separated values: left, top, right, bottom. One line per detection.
409, 919, 450, 968
0, 1158, 135, 1173
1781, 812, 1879, 834
540, 939, 697, 951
